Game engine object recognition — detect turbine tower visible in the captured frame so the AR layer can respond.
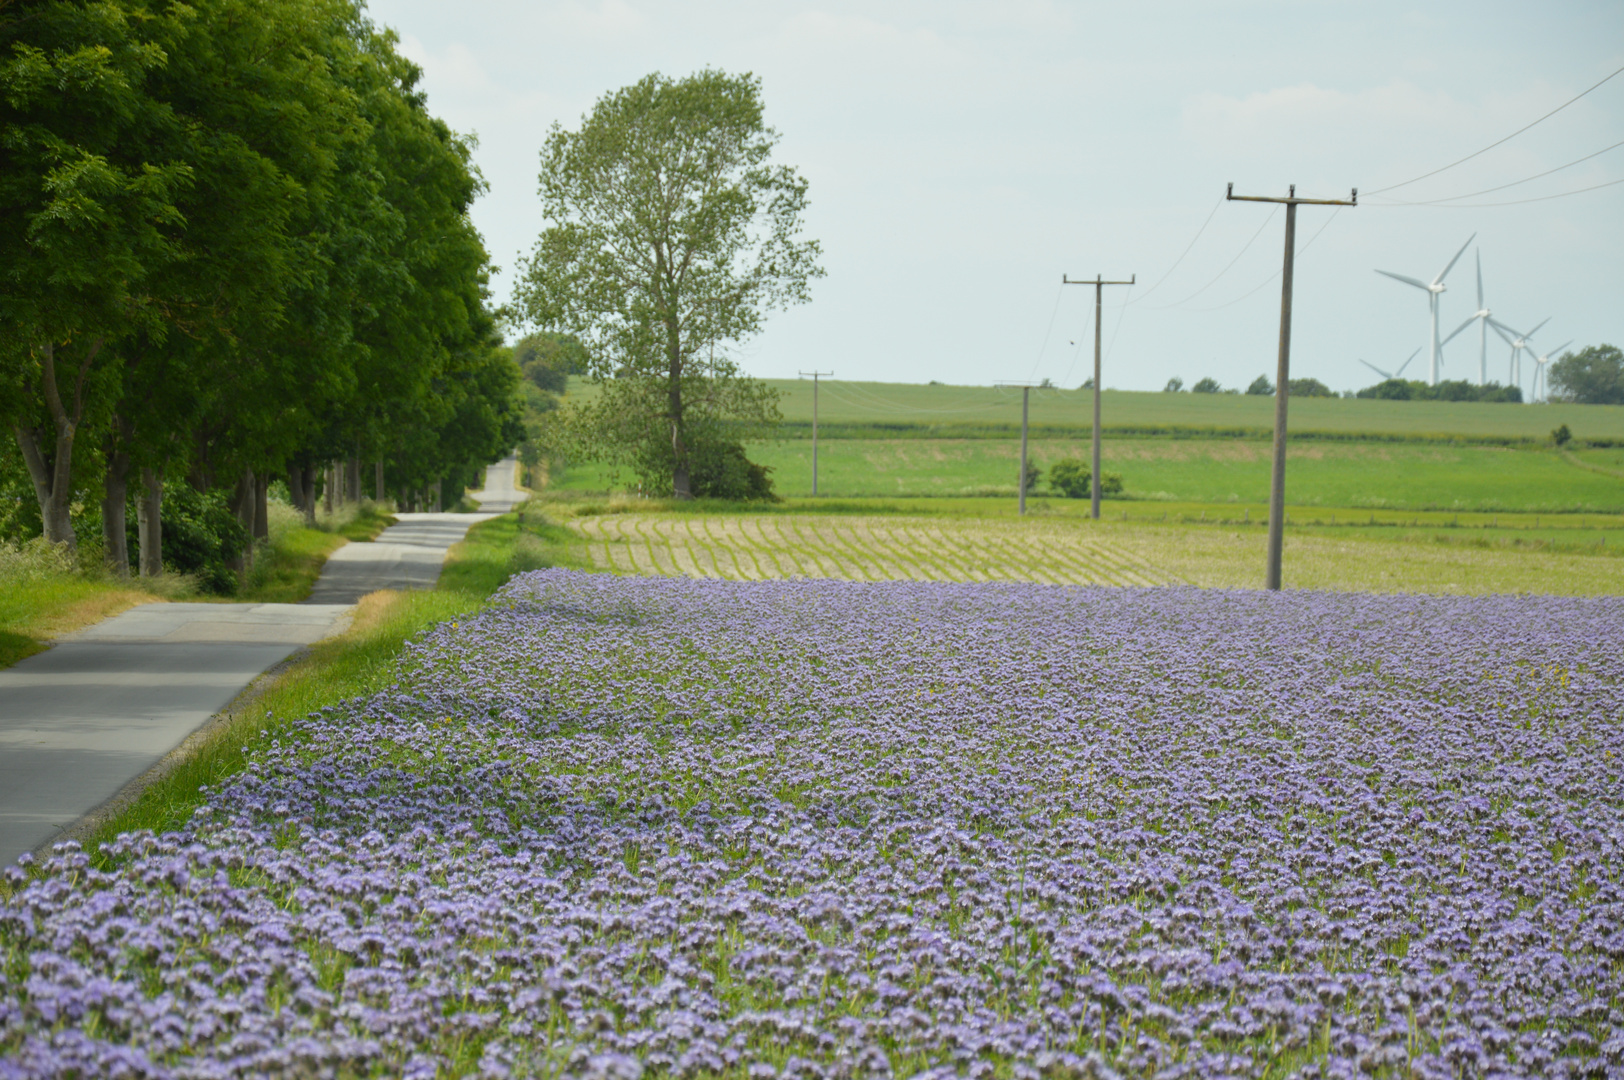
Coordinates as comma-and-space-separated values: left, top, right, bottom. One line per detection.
1375, 234, 1475, 387
1490, 318, 1550, 398
1528, 340, 1571, 402
1440, 250, 1492, 386
1357, 348, 1421, 382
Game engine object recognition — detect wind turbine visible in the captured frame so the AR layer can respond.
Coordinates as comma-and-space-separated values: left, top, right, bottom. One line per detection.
1528, 340, 1571, 402
1490, 317, 1550, 398
1357, 348, 1421, 381
1375, 233, 1476, 387
1439, 250, 1492, 386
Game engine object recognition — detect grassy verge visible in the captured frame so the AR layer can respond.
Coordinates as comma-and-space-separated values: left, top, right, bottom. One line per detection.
0, 505, 399, 670
0, 579, 166, 670
84, 502, 581, 864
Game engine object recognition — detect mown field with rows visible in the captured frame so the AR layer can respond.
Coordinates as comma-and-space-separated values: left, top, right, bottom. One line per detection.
563, 509, 1623, 596
6, 570, 1619, 1077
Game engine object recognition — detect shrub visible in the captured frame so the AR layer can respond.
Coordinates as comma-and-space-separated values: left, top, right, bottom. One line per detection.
1246, 375, 1274, 395
1163, 377, 1184, 393
154, 481, 248, 595
1552, 423, 1572, 446
1022, 461, 1042, 494
688, 438, 778, 501
1048, 458, 1123, 498
1191, 377, 1223, 394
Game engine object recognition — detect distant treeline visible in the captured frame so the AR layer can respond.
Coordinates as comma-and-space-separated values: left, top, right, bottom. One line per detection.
763, 421, 1618, 448
1355, 380, 1522, 403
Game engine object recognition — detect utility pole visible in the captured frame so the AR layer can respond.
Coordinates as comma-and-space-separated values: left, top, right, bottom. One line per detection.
1225, 183, 1356, 591
997, 383, 1039, 515
799, 370, 833, 495
1063, 274, 1135, 520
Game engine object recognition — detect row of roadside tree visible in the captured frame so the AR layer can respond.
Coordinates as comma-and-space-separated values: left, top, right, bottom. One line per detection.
1, 0, 522, 583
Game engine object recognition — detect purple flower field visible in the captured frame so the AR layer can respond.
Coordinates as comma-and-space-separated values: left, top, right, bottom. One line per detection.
3, 570, 1623, 1079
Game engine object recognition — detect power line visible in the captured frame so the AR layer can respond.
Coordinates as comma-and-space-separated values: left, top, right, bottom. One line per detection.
1126, 197, 1224, 305
1146, 205, 1279, 310
1381, 174, 1624, 208
1366, 62, 1624, 196
1368, 137, 1624, 205
1024, 283, 1066, 384
1186, 206, 1344, 312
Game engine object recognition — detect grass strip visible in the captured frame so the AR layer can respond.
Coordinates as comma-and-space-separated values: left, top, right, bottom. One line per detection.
83, 504, 581, 867
0, 580, 163, 671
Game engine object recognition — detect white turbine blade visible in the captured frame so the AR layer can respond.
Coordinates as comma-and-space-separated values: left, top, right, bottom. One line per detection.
1475, 251, 1484, 309
1375, 269, 1430, 291
1358, 359, 1391, 379
1394, 348, 1421, 377
1433, 233, 1476, 285
1440, 315, 1477, 346
1490, 321, 1518, 346
1524, 317, 1551, 339
1548, 340, 1573, 358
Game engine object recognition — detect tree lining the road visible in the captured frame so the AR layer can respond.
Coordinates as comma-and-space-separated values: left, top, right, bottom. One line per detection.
0, 0, 522, 588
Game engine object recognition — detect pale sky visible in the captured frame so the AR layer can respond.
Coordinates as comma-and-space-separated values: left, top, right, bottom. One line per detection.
367, 0, 1623, 395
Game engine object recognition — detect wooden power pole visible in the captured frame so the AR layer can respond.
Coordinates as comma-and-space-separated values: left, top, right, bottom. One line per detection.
996, 383, 1039, 515
1063, 274, 1135, 520
798, 370, 833, 495
1225, 183, 1356, 591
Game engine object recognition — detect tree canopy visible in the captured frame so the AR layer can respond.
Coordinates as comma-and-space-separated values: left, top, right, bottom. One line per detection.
514, 69, 821, 498
1550, 345, 1624, 406
1, 0, 520, 582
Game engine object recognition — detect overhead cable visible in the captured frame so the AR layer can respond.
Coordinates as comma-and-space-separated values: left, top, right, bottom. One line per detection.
1383, 174, 1624, 208
1366, 62, 1624, 196
1146, 205, 1279, 310
1125, 198, 1224, 305
1186, 207, 1343, 312
1369, 137, 1624, 205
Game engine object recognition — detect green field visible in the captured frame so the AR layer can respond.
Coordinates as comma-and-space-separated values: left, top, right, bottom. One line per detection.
556, 436, 1624, 513
565, 376, 1624, 442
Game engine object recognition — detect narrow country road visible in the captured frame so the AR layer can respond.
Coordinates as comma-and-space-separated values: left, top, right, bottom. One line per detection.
0, 457, 521, 867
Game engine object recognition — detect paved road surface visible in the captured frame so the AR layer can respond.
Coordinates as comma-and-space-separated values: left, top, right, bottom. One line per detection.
0, 456, 521, 866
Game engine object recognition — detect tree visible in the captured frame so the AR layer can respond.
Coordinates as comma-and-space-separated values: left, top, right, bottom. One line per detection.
1550, 345, 1624, 405
1163, 377, 1184, 393
1191, 377, 1223, 394
1286, 378, 1334, 398
514, 332, 588, 394
1246, 375, 1274, 395
0, 0, 191, 549
515, 70, 823, 498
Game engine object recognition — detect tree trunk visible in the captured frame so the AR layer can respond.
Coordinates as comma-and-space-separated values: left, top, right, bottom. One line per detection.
432, 479, 442, 511
101, 432, 132, 576
137, 467, 163, 577
289, 463, 317, 526
668, 341, 690, 499
324, 462, 336, 512
254, 473, 269, 541
347, 457, 361, 504
11, 339, 103, 550
374, 460, 384, 502
229, 469, 255, 574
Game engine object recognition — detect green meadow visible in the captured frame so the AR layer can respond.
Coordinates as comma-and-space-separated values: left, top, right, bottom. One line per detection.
565, 376, 1624, 442
556, 436, 1624, 514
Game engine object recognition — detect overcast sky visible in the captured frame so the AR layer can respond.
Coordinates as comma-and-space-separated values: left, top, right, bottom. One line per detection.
366, 0, 1623, 395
